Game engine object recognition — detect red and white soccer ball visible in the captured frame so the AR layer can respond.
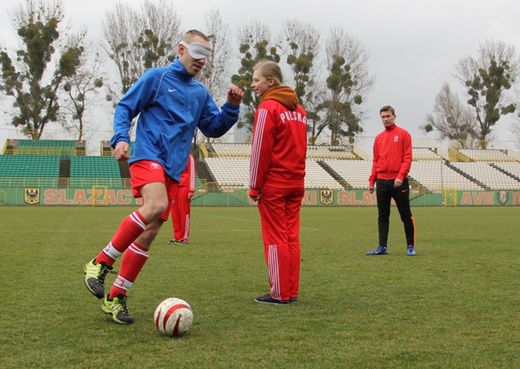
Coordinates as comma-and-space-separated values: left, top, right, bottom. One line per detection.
154, 297, 193, 337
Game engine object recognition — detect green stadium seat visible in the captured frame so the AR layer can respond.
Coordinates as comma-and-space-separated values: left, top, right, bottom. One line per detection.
69, 156, 123, 187
13, 139, 84, 156
0, 155, 60, 177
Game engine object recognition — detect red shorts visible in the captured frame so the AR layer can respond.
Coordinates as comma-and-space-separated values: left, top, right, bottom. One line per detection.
129, 160, 178, 220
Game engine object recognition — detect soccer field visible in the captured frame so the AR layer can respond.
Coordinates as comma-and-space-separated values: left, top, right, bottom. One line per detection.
1, 206, 519, 368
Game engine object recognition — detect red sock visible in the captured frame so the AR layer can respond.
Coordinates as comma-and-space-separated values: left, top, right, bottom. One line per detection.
96, 211, 148, 267
109, 242, 149, 299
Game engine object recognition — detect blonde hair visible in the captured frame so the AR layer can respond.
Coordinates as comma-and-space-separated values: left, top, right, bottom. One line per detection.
253, 60, 283, 86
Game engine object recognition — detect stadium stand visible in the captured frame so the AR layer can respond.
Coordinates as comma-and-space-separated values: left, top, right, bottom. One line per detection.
205, 153, 345, 190
70, 156, 121, 178
100, 140, 113, 156
0, 154, 61, 177
412, 147, 443, 160
209, 143, 251, 157
507, 150, 520, 161
195, 143, 520, 192
458, 148, 512, 162
4, 139, 86, 156
492, 161, 520, 179
207, 142, 361, 160
2, 139, 520, 198
450, 162, 520, 190
69, 156, 125, 188
205, 156, 249, 188
305, 160, 344, 189
324, 159, 372, 189
324, 157, 491, 192
306, 145, 357, 159
409, 160, 483, 192
0, 139, 127, 189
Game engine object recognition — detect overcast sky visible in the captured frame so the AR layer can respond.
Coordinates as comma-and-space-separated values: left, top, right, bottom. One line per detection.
1, 0, 519, 152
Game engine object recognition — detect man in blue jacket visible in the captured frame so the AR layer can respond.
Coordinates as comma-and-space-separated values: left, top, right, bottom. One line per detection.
83, 29, 244, 324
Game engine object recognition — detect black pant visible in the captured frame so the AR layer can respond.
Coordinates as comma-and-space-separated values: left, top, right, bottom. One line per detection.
375, 178, 415, 247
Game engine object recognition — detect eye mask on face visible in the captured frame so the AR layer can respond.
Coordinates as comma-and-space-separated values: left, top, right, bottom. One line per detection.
180, 41, 212, 60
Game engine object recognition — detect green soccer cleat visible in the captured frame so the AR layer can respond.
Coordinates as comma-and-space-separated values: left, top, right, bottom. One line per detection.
84, 259, 112, 299
101, 295, 134, 324
168, 239, 189, 245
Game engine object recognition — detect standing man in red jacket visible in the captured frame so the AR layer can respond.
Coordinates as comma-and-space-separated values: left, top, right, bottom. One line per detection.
169, 152, 196, 245
366, 105, 416, 256
249, 60, 307, 305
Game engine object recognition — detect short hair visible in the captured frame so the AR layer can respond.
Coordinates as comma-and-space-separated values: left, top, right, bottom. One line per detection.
253, 60, 283, 86
380, 105, 395, 115
182, 29, 210, 44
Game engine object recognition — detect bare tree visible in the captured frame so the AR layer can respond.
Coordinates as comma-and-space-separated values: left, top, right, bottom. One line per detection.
60, 35, 107, 141
0, 0, 88, 139
282, 19, 322, 145
455, 39, 519, 148
231, 21, 281, 131
326, 27, 375, 120
421, 83, 478, 148
101, 0, 181, 98
191, 9, 233, 145
318, 27, 376, 144
198, 8, 231, 104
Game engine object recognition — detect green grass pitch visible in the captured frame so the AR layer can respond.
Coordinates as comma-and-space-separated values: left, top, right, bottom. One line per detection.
1, 206, 519, 368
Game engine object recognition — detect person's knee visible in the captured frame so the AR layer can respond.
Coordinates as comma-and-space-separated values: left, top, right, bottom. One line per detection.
143, 199, 169, 220
401, 214, 413, 222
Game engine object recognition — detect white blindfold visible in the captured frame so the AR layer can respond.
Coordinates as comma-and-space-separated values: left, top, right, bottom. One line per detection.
180, 41, 212, 60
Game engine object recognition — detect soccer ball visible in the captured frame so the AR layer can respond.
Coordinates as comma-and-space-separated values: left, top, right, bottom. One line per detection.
154, 297, 193, 337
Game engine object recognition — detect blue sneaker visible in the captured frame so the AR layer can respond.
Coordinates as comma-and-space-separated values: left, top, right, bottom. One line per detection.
365, 246, 388, 255
407, 245, 416, 256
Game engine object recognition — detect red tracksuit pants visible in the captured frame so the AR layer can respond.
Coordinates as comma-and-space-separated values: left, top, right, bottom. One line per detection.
257, 186, 304, 301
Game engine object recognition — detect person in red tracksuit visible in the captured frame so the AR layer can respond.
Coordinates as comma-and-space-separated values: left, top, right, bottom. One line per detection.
249, 60, 307, 305
169, 152, 196, 245
366, 105, 416, 256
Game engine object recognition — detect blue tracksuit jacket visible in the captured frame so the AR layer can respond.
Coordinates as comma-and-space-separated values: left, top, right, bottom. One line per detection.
111, 58, 239, 181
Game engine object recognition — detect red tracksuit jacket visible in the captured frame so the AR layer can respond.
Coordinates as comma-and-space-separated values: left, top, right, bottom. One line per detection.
369, 123, 412, 187
249, 86, 307, 195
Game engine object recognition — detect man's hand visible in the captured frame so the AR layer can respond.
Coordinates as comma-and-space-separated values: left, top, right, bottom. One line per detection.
113, 141, 129, 161
227, 85, 244, 106
394, 178, 403, 188
248, 188, 261, 202
368, 186, 374, 194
